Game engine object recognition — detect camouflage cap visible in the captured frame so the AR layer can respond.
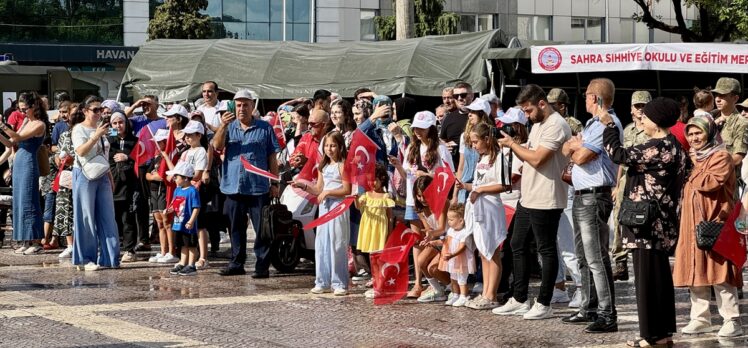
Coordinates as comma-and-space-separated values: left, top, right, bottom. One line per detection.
547, 88, 569, 104
713, 77, 741, 95
737, 98, 748, 111
631, 91, 652, 105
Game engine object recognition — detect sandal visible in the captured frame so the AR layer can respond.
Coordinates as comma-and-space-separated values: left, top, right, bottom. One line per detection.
195, 259, 209, 269
626, 337, 673, 347
406, 286, 423, 298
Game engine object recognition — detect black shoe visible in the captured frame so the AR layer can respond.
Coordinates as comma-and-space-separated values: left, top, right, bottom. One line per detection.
178, 265, 197, 276
169, 264, 185, 275
219, 267, 246, 276
584, 318, 618, 333
251, 272, 270, 279
612, 261, 628, 281
562, 311, 598, 325
134, 243, 152, 252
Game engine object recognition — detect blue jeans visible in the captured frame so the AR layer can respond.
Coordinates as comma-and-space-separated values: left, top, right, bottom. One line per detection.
224, 194, 269, 272
72, 168, 120, 267
572, 191, 616, 321
43, 192, 57, 223
315, 198, 350, 290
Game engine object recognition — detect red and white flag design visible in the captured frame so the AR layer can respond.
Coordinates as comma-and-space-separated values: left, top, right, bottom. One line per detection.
241, 156, 280, 181
303, 195, 355, 230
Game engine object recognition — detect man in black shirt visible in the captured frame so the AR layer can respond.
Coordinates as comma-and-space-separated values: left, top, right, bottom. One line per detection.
439, 81, 473, 165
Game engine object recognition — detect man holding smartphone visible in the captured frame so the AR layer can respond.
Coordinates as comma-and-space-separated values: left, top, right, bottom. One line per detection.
440, 82, 474, 166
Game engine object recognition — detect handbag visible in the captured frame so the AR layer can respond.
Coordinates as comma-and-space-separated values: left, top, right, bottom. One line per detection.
58, 170, 73, 189
618, 197, 659, 227
695, 195, 723, 250
76, 137, 109, 180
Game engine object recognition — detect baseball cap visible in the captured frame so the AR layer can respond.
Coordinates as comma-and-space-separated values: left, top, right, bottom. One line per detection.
411, 111, 436, 129
498, 107, 528, 125
153, 128, 170, 142
631, 91, 652, 105
183, 120, 205, 135
480, 93, 500, 105
713, 77, 741, 95
166, 161, 195, 178
547, 88, 570, 104
163, 104, 188, 118
463, 99, 491, 116
233, 89, 258, 101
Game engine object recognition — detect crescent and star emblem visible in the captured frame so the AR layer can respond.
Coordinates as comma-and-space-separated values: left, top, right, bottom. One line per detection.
400, 228, 420, 241
380, 262, 401, 278
354, 146, 370, 171
436, 172, 449, 193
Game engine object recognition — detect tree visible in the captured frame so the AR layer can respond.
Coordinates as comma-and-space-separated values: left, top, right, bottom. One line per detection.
396, 0, 415, 39
375, 0, 459, 41
148, 0, 212, 40
633, 0, 748, 42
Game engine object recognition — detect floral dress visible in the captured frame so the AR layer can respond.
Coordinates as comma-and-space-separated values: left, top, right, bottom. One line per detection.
53, 130, 74, 237
603, 128, 686, 252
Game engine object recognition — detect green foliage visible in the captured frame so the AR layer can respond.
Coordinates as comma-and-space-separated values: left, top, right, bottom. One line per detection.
0, 0, 124, 45
375, 0, 459, 41
148, 0, 213, 40
634, 0, 748, 41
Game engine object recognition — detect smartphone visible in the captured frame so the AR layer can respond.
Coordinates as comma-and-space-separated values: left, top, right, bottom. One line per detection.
227, 100, 236, 114
109, 127, 117, 136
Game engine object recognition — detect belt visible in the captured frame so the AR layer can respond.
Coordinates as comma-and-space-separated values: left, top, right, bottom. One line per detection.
574, 186, 612, 196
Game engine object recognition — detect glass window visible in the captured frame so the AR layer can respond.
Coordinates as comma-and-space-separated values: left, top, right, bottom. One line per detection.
460, 15, 476, 33
517, 15, 551, 41
247, 22, 270, 40
223, 0, 246, 22
361, 10, 377, 41
270, 23, 283, 41
478, 14, 494, 32
224, 22, 247, 40
571, 18, 586, 41
293, 0, 310, 22
202, 0, 222, 19
619, 19, 634, 43
270, 0, 283, 22
587, 18, 603, 42
247, 0, 269, 22
635, 21, 650, 43
293, 23, 310, 42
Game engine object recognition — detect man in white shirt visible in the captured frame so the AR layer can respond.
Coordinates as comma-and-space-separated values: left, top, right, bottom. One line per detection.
197, 81, 220, 136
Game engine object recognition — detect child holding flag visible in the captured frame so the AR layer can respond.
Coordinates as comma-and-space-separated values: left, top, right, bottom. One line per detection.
292, 131, 351, 295
165, 162, 201, 276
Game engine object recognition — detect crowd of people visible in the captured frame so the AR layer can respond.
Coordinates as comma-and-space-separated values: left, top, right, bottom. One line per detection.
2, 75, 748, 347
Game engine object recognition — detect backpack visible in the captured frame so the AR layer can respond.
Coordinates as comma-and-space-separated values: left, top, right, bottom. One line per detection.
260, 198, 296, 242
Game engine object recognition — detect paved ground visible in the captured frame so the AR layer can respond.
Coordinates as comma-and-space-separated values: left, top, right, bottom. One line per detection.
0, 234, 747, 347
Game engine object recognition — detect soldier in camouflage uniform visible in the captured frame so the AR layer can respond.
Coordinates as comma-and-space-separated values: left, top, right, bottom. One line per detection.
610, 90, 652, 281
713, 78, 748, 167
548, 88, 583, 135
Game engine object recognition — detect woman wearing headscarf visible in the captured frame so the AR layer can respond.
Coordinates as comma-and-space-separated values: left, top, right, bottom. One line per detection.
672, 116, 742, 337
599, 97, 686, 347
108, 111, 139, 262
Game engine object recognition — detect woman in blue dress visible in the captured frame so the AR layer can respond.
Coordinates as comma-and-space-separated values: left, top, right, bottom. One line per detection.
1, 92, 47, 254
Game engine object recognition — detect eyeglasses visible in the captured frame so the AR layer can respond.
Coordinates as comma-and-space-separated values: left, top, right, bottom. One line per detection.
633, 104, 646, 110
19, 107, 30, 113
88, 107, 103, 113
454, 93, 470, 99
308, 122, 325, 128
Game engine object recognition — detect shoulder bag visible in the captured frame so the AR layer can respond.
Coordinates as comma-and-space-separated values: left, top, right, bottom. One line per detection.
695, 195, 723, 251
76, 137, 110, 180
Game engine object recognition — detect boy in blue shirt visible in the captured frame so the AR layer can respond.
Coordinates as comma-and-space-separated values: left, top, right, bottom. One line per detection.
165, 162, 201, 276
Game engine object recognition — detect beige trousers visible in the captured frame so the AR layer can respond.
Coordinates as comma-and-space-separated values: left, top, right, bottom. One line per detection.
689, 284, 740, 323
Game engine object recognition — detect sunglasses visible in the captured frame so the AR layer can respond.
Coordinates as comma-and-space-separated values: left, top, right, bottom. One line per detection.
88, 107, 103, 113
19, 107, 30, 113
308, 122, 325, 129
454, 93, 470, 99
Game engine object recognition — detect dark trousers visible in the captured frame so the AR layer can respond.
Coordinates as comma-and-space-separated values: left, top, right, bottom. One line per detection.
633, 248, 676, 341
510, 203, 563, 306
224, 193, 270, 272
498, 216, 515, 294
136, 166, 152, 244
114, 200, 138, 253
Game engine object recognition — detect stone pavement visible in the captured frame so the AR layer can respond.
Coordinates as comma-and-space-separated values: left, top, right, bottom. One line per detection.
0, 237, 747, 347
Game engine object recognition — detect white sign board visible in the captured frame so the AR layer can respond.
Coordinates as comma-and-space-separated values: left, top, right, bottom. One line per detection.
531, 43, 748, 74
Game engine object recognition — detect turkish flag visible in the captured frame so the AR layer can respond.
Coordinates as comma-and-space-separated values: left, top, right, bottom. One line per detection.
382, 222, 421, 260
130, 126, 157, 177
422, 161, 455, 220
712, 201, 747, 268
303, 195, 355, 230
269, 111, 286, 149
370, 236, 417, 305
345, 130, 378, 191
159, 126, 179, 203
241, 156, 279, 181
504, 204, 516, 225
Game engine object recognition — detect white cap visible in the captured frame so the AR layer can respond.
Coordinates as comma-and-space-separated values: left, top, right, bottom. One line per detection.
463, 99, 491, 116
166, 161, 195, 178
480, 93, 500, 105
163, 104, 188, 118
153, 128, 169, 142
498, 107, 528, 125
412, 111, 437, 129
183, 120, 205, 135
233, 89, 258, 101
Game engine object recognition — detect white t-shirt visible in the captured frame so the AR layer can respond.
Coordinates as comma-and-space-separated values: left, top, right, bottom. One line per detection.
473, 152, 506, 188
71, 125, 110, 169
178, 146, 208, 172
402, 142, 455, 206
198, 103, 219, 135
519, 112, 571, 209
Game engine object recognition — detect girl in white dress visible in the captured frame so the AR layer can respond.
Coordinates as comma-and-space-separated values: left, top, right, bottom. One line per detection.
458, 123, 508, 310
436, 203, 476, 307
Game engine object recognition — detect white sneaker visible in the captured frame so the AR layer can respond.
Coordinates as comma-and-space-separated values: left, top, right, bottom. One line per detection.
452, 296, 469, 307
718, 320, 743, 337
568, 289, 581, 308
364, 289, 377, 299
23, 244, 42, 255
551, 288, 571, 304
219, 232, 230, 244
472, 282, 483, 293
444, 293, 458, 306
333, 288, 348, 296
58, 246, 73, 259
492, 297, 530, 316
157, 253, 179, 263
682, 320, 713, 334
310, 287, 328, 294
83, 262, 99, 271
148, 253, 164, 263
417, 289, 447, 303
523, 299, 553, 320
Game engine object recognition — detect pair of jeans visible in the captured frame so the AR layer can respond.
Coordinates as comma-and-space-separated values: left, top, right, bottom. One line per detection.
572, 191, 616, 321
556, 197, 582, 286
43, 192, 57, 223
510, 203, 563, 306
224, 193, 270, 273
114, 200, 138, 253
315, 197, 351, 290
72, 168, 120, 267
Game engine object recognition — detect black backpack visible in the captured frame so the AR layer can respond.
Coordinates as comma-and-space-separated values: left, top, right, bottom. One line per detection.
260, 198, 295, 242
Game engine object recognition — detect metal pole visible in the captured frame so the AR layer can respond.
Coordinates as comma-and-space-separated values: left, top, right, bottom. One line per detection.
282, 0, 287, 41
310, 0, 315, 42
604, 0, 609, 42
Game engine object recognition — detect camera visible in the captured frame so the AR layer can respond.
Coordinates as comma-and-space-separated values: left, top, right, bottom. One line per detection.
499, 123, 516, 138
